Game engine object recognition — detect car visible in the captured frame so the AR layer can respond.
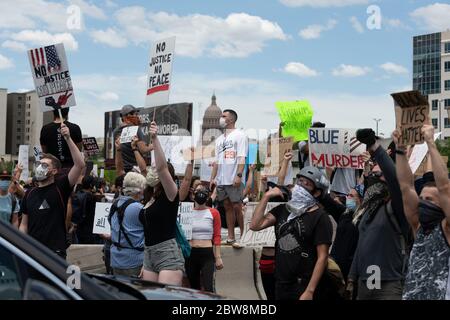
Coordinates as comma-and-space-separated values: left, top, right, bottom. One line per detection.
0, 220, 223, 300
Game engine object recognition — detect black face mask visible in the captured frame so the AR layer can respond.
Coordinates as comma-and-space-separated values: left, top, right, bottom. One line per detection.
418, 200, 445, 231
194, 191, 209, 205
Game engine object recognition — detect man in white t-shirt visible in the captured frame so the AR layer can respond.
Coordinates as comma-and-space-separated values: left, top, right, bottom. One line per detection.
210, 109, 248, 246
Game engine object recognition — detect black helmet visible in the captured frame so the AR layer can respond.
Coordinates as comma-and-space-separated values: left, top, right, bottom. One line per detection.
298, 166, 329, 192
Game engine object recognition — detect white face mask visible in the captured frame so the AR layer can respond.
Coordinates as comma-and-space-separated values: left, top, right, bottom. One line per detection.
219, 117, 227, 128
146, 167, 160, 187
35, 164, 49, 182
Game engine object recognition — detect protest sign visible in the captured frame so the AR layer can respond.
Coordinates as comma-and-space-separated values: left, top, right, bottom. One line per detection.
415, 156, 448, 177
409, 132, 441, 174
145, 37, 176, 108
104, 103, 193, 169
92, 202, 112, 235
262, 137, 293, 176
177, 202, 195, 240
119, 126, 139, 144
82, 137, 100, 157
28, 43, 76, 112
33, 145, 43, 161
240, 202, 284, 247
18, 145, 29, 181
276, 100, 313, 141
308, 128, 366, 169
92, 164, 98, 177
154, 135, 192, 175
392, 90, 429, 146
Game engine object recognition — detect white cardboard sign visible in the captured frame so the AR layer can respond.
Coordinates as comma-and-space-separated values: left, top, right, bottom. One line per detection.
120, 126, 139, 144
177, 202, 195, 240
92, 202, 112, 235
145, 37, 176, 107
27, 43, 76, 112
18, 145, 29, 182
408, 132, 441, 174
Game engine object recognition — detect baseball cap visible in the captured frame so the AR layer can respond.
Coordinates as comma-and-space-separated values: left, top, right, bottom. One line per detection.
0, 170, 11, 180
120, 104, 139, 117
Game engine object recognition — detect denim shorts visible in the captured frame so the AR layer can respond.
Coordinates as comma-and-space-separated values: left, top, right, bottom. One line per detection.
144, 238, 185, 273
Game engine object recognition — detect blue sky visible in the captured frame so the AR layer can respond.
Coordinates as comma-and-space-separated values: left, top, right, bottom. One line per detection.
1, 0, 450, 139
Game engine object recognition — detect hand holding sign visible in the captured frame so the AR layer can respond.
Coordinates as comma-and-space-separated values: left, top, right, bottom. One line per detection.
60, 122, 70, 140
422, 125, 435, 144
149, 121, 158, 139
120, 126, 139, 144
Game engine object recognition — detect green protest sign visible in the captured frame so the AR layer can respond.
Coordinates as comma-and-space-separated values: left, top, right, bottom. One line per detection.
276, 100, 313, 141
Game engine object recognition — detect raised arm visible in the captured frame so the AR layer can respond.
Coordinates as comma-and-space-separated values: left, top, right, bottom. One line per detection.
393, 130, 420, 235
277, 151, 293, 186
243, 164, 256, 198
423, 125, 450, 225
61, 123, 85, 186
149, 121, 178, 201
249, 188, 280, 231
131, 136, 148, 176
115, 136, 125, 176
179, 149, 194, 201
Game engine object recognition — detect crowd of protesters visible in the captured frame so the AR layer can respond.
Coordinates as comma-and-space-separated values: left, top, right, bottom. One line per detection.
1, 102, 449, 301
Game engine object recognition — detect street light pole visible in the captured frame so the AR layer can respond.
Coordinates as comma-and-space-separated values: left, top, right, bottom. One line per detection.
373, 118, 381, 136
438, 99, 445, 140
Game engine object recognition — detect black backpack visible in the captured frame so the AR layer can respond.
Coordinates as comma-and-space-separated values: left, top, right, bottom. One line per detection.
108, 198, 144, 252
71, 190, 89, 226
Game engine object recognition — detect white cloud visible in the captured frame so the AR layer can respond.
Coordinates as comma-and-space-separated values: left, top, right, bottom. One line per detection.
90, 28, 128, 48
1, 40, 27, 52
410, 3, 450, 31
69, 0, 106, 20
97, 91, 120, 101
0, 54, 14, 69
299, 19, 337, 39
332, 64, 371, 77
283, 62, 319, 77
380, 62, 408, 75
104, 0, 118, 8
280, 0, 368, 8
10, 30, 79, 51
113, 7, 288, 58
350, 16, 364, 33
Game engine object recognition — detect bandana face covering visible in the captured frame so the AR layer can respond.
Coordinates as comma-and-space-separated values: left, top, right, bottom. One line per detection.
126, 114, 141, 126
418, 200, 445, 232
285, 185, 318, 222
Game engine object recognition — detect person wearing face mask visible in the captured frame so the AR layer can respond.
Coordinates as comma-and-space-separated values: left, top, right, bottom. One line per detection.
184, 185, 223, 292
0, 171, 20, 228
346, 128, 409, 300
108, 172, 145, 277
19, 122, 85, 259
139, 121, 185, 286
330, 185, 364, 285
210, 109, 248, 248
250, 173, 333, 300
113, 105, 154, 173
394, 125, 450, 300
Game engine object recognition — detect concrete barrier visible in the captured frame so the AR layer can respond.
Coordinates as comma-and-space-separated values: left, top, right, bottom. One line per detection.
215, 246, 263, 300
68, 244, 265, 300
67, 245, 106, 274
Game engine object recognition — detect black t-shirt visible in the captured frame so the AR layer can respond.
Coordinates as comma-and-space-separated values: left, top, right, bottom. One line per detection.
113, 125, 146, 172
270, 204, 333, 282
40, 121, 82, 168
21, 176, 73, 252
139, 192, 179, 246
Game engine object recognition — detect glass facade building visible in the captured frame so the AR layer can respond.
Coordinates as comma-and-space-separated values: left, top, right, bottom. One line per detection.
413, 32, 441, 96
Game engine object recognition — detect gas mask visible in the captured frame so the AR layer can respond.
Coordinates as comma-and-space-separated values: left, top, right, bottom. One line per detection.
34, 163, 50, 182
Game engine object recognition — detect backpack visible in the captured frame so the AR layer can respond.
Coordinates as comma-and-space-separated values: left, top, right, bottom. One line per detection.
71, 190, 88, 226
108, 198, 144, 252
175, 220, 191, 259
288, 214, 347, 299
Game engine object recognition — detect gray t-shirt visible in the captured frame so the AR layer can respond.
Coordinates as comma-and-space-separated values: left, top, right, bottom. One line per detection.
113, 125, 146, 172
403, 223, 450, 300
331, 168, 357, 195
